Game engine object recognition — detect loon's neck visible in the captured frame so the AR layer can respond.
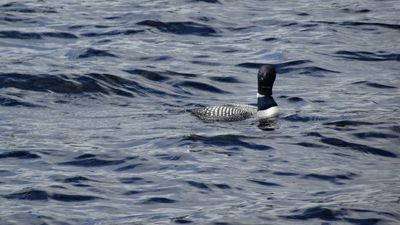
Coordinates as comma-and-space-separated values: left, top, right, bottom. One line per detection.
257, 94, 279, 119
257, 94, 277, 110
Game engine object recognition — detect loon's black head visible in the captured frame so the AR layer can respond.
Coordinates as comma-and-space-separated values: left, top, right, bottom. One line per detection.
258, 65, 276, 96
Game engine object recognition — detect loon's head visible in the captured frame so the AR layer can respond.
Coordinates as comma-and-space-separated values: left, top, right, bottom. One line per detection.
258, 65, 276, 96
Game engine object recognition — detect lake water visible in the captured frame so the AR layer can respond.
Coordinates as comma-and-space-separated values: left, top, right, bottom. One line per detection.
0, 0, 399, 224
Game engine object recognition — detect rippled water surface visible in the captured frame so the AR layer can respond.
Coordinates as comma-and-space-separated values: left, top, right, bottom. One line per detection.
1, 0, 399, 224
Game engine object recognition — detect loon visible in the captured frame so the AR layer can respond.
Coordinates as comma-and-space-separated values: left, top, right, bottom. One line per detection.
191, 65, 279, 122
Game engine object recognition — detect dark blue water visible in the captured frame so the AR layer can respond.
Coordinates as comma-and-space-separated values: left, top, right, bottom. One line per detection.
1, 1, 399, 224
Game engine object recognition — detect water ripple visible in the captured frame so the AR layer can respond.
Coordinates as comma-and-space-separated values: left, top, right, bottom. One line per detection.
4, 188, 99, 202
335, 51, 400, 61
59, 156, 125, 167
0, 30, 77, 39
137, 20, 218, 36
180, 134, 272, 151
81, 29, 144, 37
313, 20, 400, 31
308, 133, 397, 158
0, 150, 40, 159
77, 48, 118, 58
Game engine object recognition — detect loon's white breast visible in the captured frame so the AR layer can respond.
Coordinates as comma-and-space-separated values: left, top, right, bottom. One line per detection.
256, 106, 279, 119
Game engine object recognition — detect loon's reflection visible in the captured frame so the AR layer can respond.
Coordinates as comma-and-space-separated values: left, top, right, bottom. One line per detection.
257, 118, 278, 131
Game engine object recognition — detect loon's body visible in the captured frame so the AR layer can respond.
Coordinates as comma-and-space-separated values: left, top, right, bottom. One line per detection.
191, 65, 279, 122
190, 104, 257, 122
